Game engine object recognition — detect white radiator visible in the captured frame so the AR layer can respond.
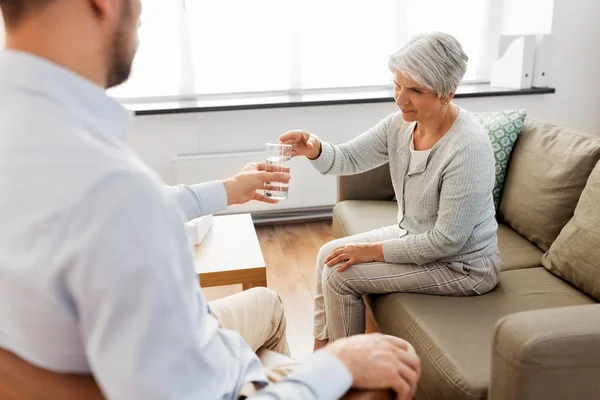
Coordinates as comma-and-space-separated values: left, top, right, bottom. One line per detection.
172, 151, 337, 216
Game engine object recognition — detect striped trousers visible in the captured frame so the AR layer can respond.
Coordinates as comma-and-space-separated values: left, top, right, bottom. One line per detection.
314, 225, 502, 341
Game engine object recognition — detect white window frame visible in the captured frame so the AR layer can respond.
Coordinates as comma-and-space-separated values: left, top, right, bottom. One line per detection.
116, 0, 507, 104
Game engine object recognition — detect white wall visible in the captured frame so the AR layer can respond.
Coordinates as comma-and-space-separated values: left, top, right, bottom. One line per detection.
501, 0, 554, 35
128, 0, 600, 198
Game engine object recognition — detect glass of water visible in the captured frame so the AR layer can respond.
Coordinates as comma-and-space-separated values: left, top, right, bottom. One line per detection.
265, 143, 292, 200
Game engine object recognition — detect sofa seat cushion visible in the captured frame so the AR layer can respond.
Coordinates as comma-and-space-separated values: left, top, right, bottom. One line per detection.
499, 118, 600, 252
369, 268, 594, 400
333, 200, 397, 238
333, 201, 543, 272
497, 223, 543, 270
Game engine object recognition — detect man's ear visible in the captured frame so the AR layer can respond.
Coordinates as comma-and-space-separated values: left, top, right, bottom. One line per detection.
88, 0, 119, 22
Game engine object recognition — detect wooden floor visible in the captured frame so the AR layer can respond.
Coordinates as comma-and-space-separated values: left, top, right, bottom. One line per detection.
203, 221, 335, 362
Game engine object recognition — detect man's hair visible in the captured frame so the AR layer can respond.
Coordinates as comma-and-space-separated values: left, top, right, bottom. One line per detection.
0, 1, 54, 28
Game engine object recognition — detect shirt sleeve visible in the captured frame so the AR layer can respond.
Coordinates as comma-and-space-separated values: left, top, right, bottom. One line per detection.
162, 180, 228, 222
381, 139, 496, 265
250, 351, 353, 399
65, 173, 261, 399
309, 113, 397, 176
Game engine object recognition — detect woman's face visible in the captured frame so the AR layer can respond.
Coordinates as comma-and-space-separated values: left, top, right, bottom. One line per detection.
392, 70, 444, 123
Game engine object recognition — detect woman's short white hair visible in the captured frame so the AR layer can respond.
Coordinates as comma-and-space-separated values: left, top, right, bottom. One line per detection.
388, 32, 468, 99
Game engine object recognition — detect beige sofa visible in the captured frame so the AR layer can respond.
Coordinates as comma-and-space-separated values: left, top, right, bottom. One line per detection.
332, 118, 600, 400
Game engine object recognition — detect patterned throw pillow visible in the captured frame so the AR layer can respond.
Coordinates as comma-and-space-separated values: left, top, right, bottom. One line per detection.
471, 109, 527, 210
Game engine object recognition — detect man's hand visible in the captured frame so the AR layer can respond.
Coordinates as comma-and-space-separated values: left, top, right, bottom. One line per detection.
279, 130, 322, 160
325, 334, 421, 400
222, 162, 291, 206
325, 243, 385, 272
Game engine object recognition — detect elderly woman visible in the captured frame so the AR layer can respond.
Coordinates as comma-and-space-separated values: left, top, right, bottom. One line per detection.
280, 32, 501, 350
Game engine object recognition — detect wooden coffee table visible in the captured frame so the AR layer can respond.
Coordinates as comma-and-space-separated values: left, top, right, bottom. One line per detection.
194, 213, 267, 290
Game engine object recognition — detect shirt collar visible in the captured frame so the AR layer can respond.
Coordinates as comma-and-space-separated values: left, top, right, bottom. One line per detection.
0, 49, 133, 143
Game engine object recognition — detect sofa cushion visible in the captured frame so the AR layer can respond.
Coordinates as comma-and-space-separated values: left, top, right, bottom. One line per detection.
472, 109, 527, 210
542, 161, 600, 301
337, 163, 395, 202
333, 201, 543, 272
497, 223, 543, 270
369, 268, 594, 400
499, 118, 600, 251
333, 200, 397, 238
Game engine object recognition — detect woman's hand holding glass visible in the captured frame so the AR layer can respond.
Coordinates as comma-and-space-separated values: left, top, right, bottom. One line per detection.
279, 130, 322, 160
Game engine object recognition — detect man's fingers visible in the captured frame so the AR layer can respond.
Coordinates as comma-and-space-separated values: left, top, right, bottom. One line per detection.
392, 353, 419, 396
252, 162, 266, 171
263, 162, 291, 174
253, 193, 279, 204
391, 344, 421, 375
390, 374, 412, 400
261, 172, 291, 183
381, 335, 410, 352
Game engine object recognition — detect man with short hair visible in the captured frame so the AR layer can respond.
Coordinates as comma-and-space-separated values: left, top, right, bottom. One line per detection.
0, 1, 420, 399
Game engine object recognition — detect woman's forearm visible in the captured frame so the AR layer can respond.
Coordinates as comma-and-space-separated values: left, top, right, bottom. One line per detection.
308, 114, 393, 176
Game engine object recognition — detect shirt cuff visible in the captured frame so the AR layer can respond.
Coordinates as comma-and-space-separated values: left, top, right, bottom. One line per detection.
286, 350, 352, 399
189, 180, 228, 216
309, 141, 336, 174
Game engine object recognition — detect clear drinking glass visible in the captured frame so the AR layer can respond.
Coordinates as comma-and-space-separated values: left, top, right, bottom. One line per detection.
264, 143, 292, 200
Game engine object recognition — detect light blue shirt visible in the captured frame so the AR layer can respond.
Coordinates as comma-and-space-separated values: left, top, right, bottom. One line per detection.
0, 50, 352, 400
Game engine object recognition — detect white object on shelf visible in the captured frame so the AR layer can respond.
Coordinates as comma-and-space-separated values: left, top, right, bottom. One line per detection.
185, 215, 214, 245
490, 35, 536, 89
532, 35, 552, 88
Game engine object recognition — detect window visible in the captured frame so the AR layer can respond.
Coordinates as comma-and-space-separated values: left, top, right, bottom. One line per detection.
107, 1, 184, 98
109, 0, 503, 100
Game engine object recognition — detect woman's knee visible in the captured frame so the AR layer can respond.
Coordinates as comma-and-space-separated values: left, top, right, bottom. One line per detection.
317, 242, 335, 263
316, 240, 341, 273
324, 266, 358, 296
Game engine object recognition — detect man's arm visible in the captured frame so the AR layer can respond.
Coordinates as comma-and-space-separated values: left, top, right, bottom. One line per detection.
162, 181, 228, 221
64, 172, 355, 400
66, 173, 261, 399
250, 335, 421, 400
249, 351, 352, 399
163, 163, 291, 222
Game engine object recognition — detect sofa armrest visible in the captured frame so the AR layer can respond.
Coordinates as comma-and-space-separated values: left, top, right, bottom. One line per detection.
489, 304, 600, 400
337, 163, 395, 202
